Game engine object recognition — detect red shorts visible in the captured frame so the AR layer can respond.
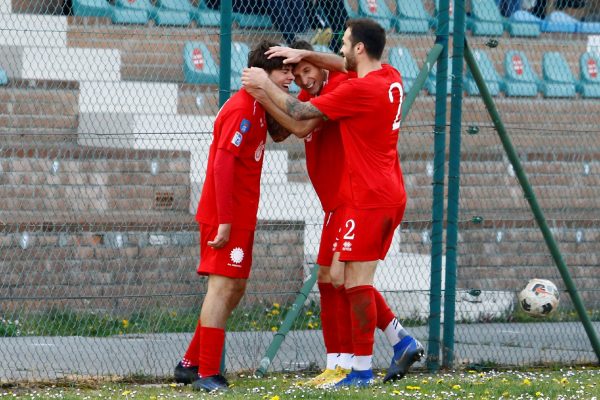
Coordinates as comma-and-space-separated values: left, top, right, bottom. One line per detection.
334, 205, 405, 262
197, 224, 255, 279
316, 208, 344, 267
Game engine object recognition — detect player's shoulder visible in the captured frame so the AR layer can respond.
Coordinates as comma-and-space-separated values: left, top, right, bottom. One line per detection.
221, 89, 260, 115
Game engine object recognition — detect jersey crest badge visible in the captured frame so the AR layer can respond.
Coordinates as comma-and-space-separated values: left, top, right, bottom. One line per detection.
240, 119, 251, 134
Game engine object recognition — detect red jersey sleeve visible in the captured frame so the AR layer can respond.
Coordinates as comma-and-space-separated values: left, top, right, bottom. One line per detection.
309, 80, 375, 121
297, 89, 311, 102
216, 107, 256, 157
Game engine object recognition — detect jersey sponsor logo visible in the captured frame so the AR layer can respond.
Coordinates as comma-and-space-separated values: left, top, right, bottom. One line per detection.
240, 119, 251, 133
254, 140, 265, 162
231, 132, 243, 147
229, 247, 244, 265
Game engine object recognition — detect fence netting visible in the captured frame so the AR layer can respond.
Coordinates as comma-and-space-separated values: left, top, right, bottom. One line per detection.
0, 0, 599, 383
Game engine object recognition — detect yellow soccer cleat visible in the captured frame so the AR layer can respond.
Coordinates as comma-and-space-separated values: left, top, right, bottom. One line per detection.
317, 366, 351, 388
303, 368, 338, 387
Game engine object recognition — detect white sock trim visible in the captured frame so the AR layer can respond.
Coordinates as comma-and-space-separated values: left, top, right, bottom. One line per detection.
352, 355, 372, 371
326, 353, 338, 370
337, 353, 353, 370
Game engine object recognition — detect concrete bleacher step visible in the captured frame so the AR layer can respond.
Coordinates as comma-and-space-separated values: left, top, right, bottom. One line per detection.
0, 145, 191, 214
0, 79, 79, 136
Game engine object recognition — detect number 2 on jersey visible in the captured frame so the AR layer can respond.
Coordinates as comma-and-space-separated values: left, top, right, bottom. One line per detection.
343, 219, 356, 240
388, 82, 403, 131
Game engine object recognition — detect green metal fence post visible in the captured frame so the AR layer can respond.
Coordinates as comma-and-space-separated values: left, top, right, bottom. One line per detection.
218, 0, 232, 107
255, 265, 319, 377
401, 44, 443, 120
463, 41, 600, 363
426, 0, 451, 373
443, 0, 468, 369
218, 0, 232, 374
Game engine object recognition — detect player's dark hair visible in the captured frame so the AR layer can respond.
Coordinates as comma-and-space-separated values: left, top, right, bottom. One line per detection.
247, 40, 286, 72
346, 18, 386, 60
290, 40, 313, 52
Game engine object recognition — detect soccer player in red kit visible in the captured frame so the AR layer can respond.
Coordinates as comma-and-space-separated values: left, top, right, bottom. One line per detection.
241, 19, 424, 387
173, 40, 294, 393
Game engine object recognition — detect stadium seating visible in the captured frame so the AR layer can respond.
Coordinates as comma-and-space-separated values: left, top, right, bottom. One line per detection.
388, 47, 420, 93
539, 52, 576, 98
425, 56, 453, 95
393, 0, 431, 34
467, 0, 505, 36
183, 42, 219, 85
232, 10, 272, 29
114, 0, 190, 26
577, 52, 600, 98
72, 0, 112, 17
344, 0, 360, 19
112, 0, 150, 24
464, 49, 502, 96
505, 10, 541, 37
357, 0, 395, 30
194, 0, 220, 27
0, 67, 7, 86
541, 11, 578, 33
433, 0, 454, 33
578, 21, 600, 34
502, 50, 539, 97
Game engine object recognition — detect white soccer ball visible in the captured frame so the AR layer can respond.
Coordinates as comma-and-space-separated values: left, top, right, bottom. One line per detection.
518, 279, 560, 317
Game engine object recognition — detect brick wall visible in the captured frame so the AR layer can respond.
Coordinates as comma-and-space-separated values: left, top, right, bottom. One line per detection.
0, 220, 305, 314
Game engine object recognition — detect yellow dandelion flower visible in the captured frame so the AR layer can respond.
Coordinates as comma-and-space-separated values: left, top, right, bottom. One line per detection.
452, 384, 461, 390
392, 390, 402, 395
523, 378, 531, 385
535, 392, 543, 397
273, 303, 280, 309
305, 311, 313, 316
502, 392, 509, 398
271, 309, 280, 315
436, 378, 444, 384
121, 390, 131, 396
406, 385, 421, 390
169, 383, 177, 387
421, 378, 429, 384
560, 377, 568, 384
307, 322, 314, 329
271, 326, 278, 332
270, 396, 280, 400
122, 319, 129, 328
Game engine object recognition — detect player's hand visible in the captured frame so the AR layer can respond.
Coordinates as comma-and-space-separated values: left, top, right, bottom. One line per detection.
241, 67, 268, 89
266, 46, 307, 64
207, 223, 231, 249
245, 86, 267, 101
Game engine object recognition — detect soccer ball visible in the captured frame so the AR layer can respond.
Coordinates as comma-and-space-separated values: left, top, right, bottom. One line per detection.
518, 279, 560, 317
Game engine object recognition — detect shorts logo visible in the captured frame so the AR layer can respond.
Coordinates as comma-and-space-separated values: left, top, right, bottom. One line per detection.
240, 119, 251, 134
231, 132, 243, 147
342, 241, 352, 251
230, 247, 244, 265
254, 140, 265, 162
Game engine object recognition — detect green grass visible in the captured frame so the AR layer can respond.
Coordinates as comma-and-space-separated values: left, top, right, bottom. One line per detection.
3, 368, 599, 399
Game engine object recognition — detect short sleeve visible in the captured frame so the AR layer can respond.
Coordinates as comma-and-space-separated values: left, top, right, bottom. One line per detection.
309, 80, 374, 121
298, 89, 311, 102
216, 107, 255, 156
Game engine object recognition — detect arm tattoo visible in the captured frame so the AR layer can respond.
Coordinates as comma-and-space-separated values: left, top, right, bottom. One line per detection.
285, 97, 324, 120
265, 113, 292, 143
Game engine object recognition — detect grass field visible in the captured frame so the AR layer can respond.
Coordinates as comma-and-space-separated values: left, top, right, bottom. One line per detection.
3, 367, 599, 399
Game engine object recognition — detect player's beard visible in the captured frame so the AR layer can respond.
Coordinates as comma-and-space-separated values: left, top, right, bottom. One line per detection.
344, 52, 357, 72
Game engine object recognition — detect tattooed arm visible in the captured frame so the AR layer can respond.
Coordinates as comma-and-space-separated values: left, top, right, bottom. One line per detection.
242, 67, 326, 122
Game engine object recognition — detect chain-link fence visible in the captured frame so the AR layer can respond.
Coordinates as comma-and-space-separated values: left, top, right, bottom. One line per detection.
0, 0, 599, 383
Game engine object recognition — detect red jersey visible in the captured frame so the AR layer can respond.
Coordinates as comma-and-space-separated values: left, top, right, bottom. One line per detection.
297, 71, 351, 212
310, 64, 406, 209
196, 88, 267, 230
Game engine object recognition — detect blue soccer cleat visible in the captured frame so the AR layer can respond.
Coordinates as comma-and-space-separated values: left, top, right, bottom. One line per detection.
191, 374, 230, 392
334, 368, 374, 388
173, 362, 199, 385
383, 335, 424, 383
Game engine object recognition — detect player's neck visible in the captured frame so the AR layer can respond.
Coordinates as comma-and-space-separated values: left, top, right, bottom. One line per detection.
356, 60, 382, 78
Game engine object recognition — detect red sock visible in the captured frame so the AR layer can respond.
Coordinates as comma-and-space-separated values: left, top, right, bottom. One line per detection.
373, 289, 395, 330
346, 285, 377, 356
318, 282, 340, 354
198, 326, 225, 377
336, 285, 354, 354
182, 319, 202, 367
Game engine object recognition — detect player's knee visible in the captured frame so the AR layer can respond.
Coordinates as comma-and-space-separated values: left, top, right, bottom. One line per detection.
317, 266, 331, 283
